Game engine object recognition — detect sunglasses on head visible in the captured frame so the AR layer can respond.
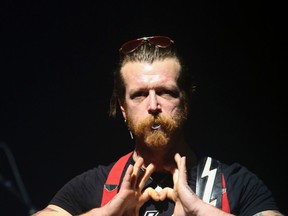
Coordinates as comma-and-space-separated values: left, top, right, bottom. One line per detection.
119, 36, 174, 55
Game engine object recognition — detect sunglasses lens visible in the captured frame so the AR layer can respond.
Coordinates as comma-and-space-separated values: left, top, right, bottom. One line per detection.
120, 39, 143, 54
119, 36, 174, 55
148, 36, 173, 48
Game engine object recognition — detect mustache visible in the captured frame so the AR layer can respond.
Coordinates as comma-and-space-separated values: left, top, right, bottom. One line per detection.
137, 114, 176, 132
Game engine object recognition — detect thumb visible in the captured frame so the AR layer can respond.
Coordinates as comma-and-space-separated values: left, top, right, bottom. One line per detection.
143, 187, 160, 202
158, 187, 175, 201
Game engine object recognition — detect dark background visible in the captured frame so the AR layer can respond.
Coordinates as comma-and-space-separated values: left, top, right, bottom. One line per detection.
0, 0, 287, 215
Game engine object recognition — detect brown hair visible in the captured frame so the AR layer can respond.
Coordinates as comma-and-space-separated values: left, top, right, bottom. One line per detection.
109, 38, 196, 118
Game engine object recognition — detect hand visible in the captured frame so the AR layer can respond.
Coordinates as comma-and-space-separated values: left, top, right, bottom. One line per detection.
104, 156, 159, 216
171, 153, 199, 215
31, 157, 160, 216
156, 153, 199, 215
158, 154, 234, 216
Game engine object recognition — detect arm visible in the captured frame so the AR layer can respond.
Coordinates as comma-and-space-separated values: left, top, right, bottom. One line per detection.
251, 211, 284, 216
32, 157, 159, 216
32, 205, 71, 216
164, 153, 235, 216
159, 153, 285, 216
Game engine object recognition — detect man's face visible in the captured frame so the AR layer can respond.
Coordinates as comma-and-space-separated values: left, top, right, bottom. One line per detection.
120, 58, 188, 149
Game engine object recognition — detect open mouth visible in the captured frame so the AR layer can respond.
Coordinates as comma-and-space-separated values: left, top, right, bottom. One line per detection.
151, 124, 161, 130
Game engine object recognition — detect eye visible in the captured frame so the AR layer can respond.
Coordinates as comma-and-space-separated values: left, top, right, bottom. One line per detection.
130, 91, 148, 100
158, 89, 179, 98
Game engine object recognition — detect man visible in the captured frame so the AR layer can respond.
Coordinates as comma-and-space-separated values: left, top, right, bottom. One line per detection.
33, 36, 283, 215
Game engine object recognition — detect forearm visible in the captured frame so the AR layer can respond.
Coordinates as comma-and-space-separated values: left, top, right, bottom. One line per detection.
188, 198, 235, 216
189, 199, 284, 216
252, 210, 285, 216
77, 204, 120, 216
31, 205, 71, 216
32, 204, 115, 216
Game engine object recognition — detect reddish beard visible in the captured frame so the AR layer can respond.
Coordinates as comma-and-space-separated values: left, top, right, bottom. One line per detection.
127, 111, 187, 149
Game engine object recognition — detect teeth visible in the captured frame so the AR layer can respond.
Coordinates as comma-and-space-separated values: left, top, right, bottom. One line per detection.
151, 125, 161, 130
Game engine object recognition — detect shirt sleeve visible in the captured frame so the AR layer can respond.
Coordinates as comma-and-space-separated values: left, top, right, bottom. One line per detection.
223, 163, 280, 215
49, 164, 112, 215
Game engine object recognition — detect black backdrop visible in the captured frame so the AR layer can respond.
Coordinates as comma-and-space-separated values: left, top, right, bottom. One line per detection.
1, 0, 287, 215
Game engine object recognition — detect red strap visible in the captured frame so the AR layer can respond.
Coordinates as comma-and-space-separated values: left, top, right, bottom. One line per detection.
221, 173, 230, 213
101, 152, 231, 213
100, 151, 133, 206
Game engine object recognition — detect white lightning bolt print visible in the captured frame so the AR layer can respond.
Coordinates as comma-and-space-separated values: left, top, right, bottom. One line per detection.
201, 157, 217, 205
144, 210, 159, 216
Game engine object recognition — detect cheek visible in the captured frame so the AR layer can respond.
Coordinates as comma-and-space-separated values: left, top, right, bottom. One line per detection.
126, 106, 143, 122
126, 100, 147, 116
170, 106, 180, 118
166, 100, 182, 116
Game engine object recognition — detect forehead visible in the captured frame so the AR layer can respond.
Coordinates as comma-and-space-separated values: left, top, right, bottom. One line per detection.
121, 59, 181, 87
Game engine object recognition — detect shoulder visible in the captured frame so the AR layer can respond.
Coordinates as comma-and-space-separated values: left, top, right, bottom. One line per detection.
220, 160, 262, 185
53, 162, 116, 196
49, 153, 134, 215
76, 163, 115, 181
49, 162, 116, 214
215, 158, 280, 215
73, 152, 134, 184
210, 158, 268, 192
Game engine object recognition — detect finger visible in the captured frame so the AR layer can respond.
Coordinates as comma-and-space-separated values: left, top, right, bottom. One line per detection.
174, 153, 187, 184
126, 164, 133, 176
121, 164, 134, 188
172, 168, 179, 184
158, 187, 175, 201
142, 187, 160, 202
174, 153, 182, 168
138, 163, 155, 189
178, 156, 187, 184
131, 157, 144, 188
133, 157, 144, 176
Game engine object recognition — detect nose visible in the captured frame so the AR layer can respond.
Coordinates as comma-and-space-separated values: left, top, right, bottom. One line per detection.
147, 91, 161, 114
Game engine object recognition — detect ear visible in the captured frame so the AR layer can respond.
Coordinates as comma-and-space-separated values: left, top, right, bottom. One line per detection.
118, 99, 127, 121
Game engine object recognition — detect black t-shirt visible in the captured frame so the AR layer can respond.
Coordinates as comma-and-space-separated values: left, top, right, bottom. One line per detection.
50, 155, 279, 216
